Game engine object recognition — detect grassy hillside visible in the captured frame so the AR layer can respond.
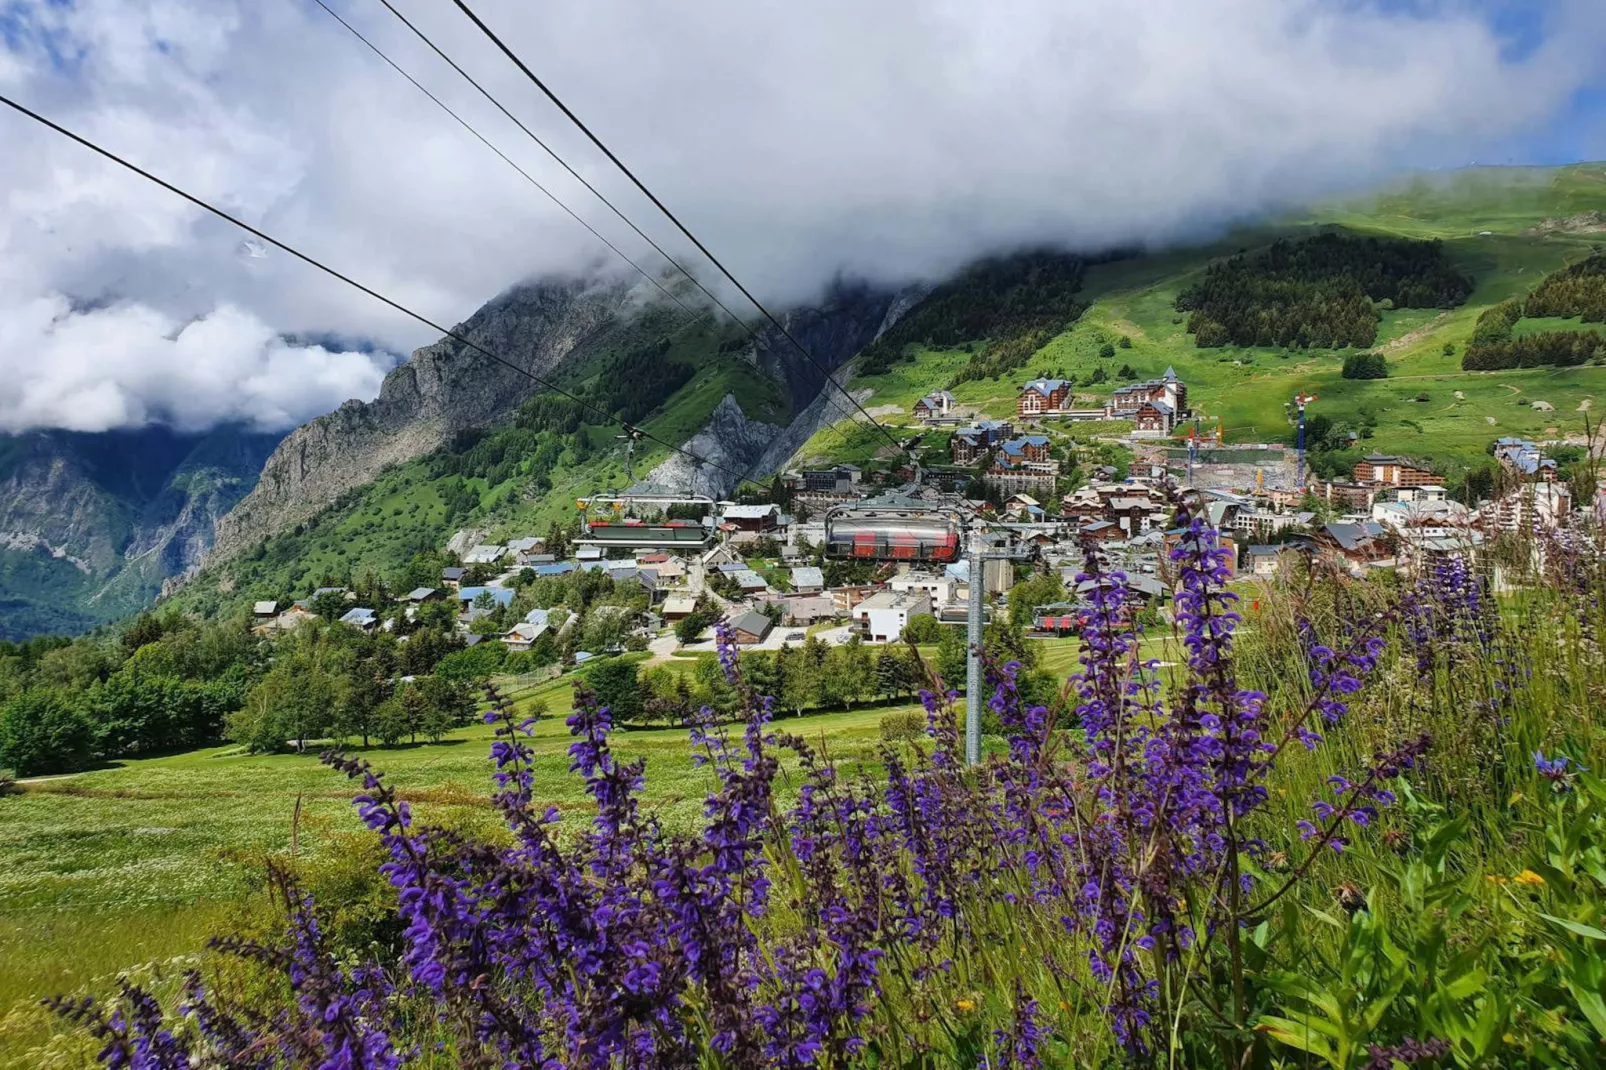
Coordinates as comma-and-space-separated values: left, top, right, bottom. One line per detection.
801, 164, 1606, 483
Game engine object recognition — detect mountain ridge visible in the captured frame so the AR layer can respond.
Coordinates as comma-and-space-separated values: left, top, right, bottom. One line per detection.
0, 425, 280, 638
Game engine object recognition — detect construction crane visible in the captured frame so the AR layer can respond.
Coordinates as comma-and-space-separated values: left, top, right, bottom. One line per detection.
1291, 392, 1318, 489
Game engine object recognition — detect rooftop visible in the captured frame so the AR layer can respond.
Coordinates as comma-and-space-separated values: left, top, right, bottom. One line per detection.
791, 566, 825, 587
456, 586, 515, 607
722, 503, 781, 520
1324, 520, 1386, 552
727, 609, 772, 636
855, 589, 929, 612
1021, 378, 1070, 395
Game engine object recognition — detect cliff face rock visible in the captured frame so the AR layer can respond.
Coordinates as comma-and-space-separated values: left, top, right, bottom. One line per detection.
746, 281, 900, 412
745, 281, 929, 478
641, 394, 785, 498
210, 276, 641, 562
0, 440, 122, 574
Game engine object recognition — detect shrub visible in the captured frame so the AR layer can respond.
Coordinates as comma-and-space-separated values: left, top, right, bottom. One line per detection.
878, 710, 926, 741
675, 610, 715, 645
900, 613, 943, 644
0, 689, 94, 777
1340, 352, 1388, 379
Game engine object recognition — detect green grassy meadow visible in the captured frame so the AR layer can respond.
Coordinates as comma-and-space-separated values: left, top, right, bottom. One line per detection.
0, 625, 1156, 1064
0, 664, 923, 1065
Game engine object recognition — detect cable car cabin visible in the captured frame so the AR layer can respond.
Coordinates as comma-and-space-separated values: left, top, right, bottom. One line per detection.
824, 498, 962, 564
577, 494, 716, 549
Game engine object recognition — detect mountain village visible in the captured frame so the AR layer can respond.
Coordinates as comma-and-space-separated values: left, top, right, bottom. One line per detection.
248, 367, 1585, 671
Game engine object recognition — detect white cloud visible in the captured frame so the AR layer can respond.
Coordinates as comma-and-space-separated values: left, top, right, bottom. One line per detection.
0, 0, 1602, 432
0, 295, 391, 433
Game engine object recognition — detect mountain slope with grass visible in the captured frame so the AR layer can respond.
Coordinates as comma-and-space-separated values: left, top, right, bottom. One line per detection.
11, 165, 1606, 636
793, 164, 1606, 487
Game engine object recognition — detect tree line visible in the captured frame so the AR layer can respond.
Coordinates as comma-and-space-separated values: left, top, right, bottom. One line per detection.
1523, 254, 1606, 322
0, 602, 489, 776
1463, 295, 1606, 371
1176, 234, 1471, 349
578, 613, 1060, 731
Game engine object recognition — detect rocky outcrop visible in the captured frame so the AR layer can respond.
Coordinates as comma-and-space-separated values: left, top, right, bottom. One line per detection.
640, 395, 786, 498
210, 275, 648, 562
744, 281, 901, 412
744, 281, 928, 478
0, 442, 123, 574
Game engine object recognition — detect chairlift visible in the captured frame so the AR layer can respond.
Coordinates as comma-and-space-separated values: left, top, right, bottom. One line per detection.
576, 493, 717, 549
823, 494, 962, 563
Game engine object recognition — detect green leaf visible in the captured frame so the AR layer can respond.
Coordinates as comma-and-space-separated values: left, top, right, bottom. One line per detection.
1424, 814, 1471, 868
1254, 1016, 1340, 1066
1541, 913, 1606, 941
1562, 978, 1606, 1038
1442, 968, 1490, 1001
1261, 973, 1343, 1021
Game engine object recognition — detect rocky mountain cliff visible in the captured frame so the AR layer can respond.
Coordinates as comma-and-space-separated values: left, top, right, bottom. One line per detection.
211, 275, 906, 562
209, 275, 651, 563
0, 426, 280, 638
643, 281, 909, 496
0, 269, 914, 635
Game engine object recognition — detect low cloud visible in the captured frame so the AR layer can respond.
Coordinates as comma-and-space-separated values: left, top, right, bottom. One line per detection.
0, 296, 393, 433
0, 0, 1603, 432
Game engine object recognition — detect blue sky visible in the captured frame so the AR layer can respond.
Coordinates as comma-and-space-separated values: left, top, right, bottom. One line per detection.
1481, 0, 1606, 162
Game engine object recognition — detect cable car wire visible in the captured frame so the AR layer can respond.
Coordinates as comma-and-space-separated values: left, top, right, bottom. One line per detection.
313, 0, 867, 476
310, 0, 697, 319
449, 0, 907, 456
0, 92, 752, 487
370, 0, 876, 441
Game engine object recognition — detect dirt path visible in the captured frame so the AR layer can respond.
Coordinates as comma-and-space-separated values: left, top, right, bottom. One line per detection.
13, 772, 83, 786
1383, 312, 1454, 353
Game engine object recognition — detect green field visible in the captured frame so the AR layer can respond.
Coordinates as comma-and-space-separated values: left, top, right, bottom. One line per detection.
0, 664, 927, 1065
0, 623, 1157, 1064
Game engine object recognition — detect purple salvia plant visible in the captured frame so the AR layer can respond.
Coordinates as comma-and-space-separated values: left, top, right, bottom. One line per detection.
54, 500, 1429, 1068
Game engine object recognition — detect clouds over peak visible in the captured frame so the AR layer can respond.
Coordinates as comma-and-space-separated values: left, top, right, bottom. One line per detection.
0, 0, 1603, 432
